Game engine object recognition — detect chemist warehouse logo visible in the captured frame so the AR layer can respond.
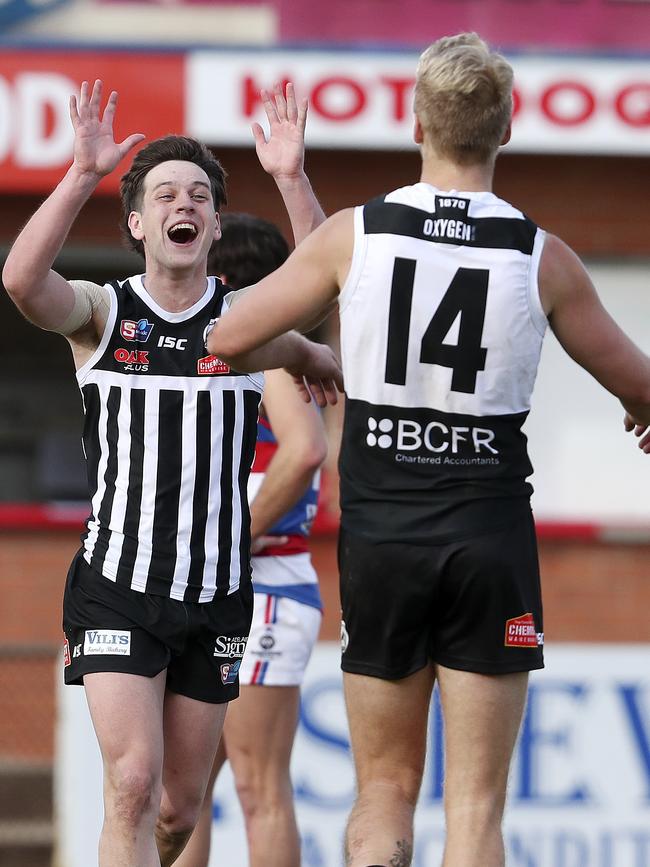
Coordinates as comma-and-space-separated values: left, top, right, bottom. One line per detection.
505, 613, 544, 648
365, 416, 499, 464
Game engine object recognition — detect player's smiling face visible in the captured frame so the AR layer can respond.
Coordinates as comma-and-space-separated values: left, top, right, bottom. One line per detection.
128, 160, 221, 271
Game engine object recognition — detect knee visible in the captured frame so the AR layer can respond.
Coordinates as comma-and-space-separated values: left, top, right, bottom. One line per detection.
445, 788, 507, 826
157, 792, 204, 842
155, 815, 194, 854
234, 769, 292, 820
104, 763, 159, 828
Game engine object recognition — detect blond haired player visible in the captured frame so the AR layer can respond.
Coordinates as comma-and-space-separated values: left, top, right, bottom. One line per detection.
206, 33, 650, 867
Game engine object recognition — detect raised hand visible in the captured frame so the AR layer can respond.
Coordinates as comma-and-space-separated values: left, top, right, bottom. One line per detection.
69, 80, 145, 180
252, 82, 308, 182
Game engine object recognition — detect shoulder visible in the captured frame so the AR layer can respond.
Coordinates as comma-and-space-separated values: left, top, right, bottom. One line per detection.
538, 234, 593, 315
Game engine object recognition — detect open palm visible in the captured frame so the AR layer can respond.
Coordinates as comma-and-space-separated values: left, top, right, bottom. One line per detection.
70, 79, 144, 178
253, 82, 307, 180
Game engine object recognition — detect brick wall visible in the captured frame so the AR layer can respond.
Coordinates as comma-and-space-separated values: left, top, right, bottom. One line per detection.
1, 529, 648, 760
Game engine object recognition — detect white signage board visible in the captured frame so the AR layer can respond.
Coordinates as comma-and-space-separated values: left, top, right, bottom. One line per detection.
55, 642, 650, 867
186, 50, 650, 154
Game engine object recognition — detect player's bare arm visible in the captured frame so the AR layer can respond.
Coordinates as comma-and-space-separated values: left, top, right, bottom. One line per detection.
2, 80, 143, 345
254, 82, 326, 243
539, 233, 650, 446
208, 211, 352, 404
210, 208, 353, 357
250, 369, 327, 552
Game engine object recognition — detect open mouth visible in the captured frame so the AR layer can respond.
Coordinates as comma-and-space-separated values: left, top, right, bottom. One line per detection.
167, 223, 198, 245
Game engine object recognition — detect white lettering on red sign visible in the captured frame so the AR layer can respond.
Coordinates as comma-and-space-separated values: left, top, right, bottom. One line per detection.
0, 72, 76, 167
187, 53, 650, 154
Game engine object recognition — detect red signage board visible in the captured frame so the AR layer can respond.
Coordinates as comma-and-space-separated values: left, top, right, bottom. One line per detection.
0, 52, 184, 194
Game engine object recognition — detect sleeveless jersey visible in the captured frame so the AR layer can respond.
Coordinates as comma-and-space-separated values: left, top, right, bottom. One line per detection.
247, 415, 322, 609
77, 275, 263, 602
339, 184, 548, 544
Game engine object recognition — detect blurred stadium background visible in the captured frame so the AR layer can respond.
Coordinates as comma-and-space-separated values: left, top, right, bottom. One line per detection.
1, 1, 650, 864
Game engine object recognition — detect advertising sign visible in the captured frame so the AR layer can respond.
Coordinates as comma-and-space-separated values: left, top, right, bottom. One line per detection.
1, 48, 650, 194
56, 643, 650, 867
0, 52, 184, 193
187, 50, 650, 155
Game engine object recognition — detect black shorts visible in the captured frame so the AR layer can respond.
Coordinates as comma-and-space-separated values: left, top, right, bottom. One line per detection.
339, 510, 544, 678
62, 550, 253, 703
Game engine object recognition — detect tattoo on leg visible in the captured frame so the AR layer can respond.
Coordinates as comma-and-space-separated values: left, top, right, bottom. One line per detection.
389, 839, 413, 867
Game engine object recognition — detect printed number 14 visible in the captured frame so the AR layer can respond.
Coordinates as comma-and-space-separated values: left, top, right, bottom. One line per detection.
384, 258, 489, 394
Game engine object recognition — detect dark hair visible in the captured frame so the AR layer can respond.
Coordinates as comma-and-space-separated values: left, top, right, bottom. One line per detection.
208, 213, 289, 289
120, 135, 228, 257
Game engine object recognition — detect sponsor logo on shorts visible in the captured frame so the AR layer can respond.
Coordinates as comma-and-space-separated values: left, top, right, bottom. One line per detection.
63, 635, 71, 667
259, 633, 275, 650
220, 660, 241, 685
83, 629, 131, 656
214, 635, 247, 659
197, 355, 230, 375
251, 631, 281, 661
504, 613, 543, 648
120, 318, 154, 342
340, 620, 349, 654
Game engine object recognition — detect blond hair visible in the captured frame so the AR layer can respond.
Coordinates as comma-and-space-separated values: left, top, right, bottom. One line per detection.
414, 33, 513, 165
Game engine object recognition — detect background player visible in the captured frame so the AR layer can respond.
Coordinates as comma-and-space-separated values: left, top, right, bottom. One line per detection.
177, 213, 327, 867
205, 32, 650, 867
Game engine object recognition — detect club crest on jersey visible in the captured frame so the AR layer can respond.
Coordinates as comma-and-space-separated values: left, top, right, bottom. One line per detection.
220, 659, 241, 685
197, 355, 230, 375
120, 318, 154, 342
114, 348, 149, 372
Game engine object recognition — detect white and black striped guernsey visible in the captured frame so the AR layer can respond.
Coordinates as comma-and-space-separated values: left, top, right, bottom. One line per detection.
339, 184, 548, 544
76, 275, 263, 602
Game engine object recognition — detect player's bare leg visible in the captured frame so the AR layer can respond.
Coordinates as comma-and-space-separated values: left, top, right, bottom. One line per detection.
173, 740, 227, 867
436, 665, 528, 867
84, 670, 167, 867
225, 684, 301, 867
155, 692, 227, 866
343, 664, 435, 867
175, 683, 301, 867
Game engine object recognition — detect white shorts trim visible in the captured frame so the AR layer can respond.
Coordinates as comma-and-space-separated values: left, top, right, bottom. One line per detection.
239, 593, 322, 687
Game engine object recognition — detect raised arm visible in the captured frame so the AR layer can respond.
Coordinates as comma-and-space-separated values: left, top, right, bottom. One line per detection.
540, 233, 650, 450
210, 208, 351, 351
208, 209, 352, 404
253, 83, 325, 245
2, 80, 144, 335
250, 368, 327, 551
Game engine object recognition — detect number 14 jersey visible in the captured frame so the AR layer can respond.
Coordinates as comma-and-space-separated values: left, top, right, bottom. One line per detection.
338, 183, 548, 544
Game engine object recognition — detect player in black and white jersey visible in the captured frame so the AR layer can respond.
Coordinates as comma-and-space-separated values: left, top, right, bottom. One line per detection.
2, 81, 340, 867
208, 33, 650, 867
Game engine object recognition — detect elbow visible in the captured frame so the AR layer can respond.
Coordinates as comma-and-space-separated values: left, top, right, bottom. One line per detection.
207, 324, 249, 367
2, 260, 22, 300
295, 437, 328, 474
208, 339, 240, 368
2, 259, 35, 306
